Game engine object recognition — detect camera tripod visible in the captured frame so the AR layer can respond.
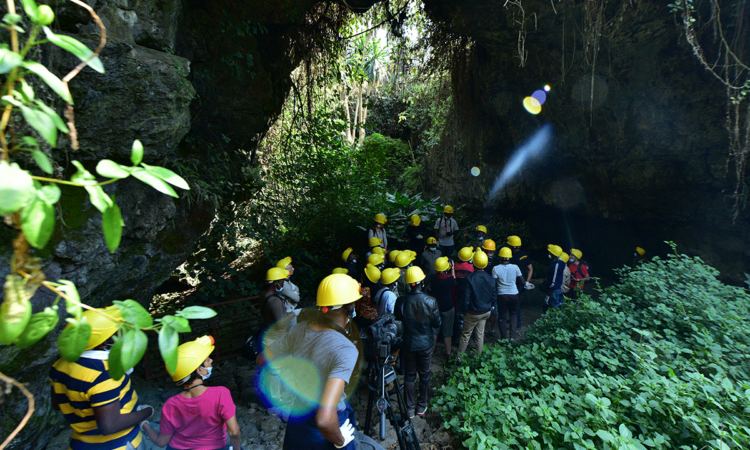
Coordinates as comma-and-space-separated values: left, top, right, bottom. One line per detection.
363, 353, 421, 450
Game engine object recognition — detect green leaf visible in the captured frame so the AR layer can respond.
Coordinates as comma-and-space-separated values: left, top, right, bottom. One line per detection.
20, 194, 55, 248
21, 61, 73, 104
119, 328, 148, 373
0, 47, 23, 74
158, 314, 191, 333
0, 160, 33, 215
108, 335, 125, 380
19, 0, 39, 21
57, 280, 81, 319
19, 104, 57, 147
70, 160, 97, 186
96, 160, 130, 179
113, 300, 152, 328
142, 163, 190, 190
36, 100, 70, 132
131, 167, 178, 198
22, 136, 38, 148
3, 13, 22, 25
42, 27, 104, 74
130, 140, 143, 165
16, 307, 59, 348
175, 306, 216, 320
32, 149, 53, 174
83, 185, 112, 213
57, 321, 91, 362
19, 79, 34, 102
102, 202, 123, 253
38, 183, 61, 204
159, 325, 179, 374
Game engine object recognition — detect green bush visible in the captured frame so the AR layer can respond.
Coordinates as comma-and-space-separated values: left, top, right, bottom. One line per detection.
436, 249, 750, 450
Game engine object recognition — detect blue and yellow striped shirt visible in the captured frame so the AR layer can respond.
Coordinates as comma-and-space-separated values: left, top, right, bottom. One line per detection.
49, 357, 142, 450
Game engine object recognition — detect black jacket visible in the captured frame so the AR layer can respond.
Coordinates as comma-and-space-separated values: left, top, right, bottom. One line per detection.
396, 290, 441, 352
462, 270, 497, 314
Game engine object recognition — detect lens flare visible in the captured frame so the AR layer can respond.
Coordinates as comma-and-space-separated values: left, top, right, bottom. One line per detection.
487, 124, 554, 200
471, 167, 481, 177
256, 355, 321, 419
544, 85, 551, 92
532, 90, 547, 106
523, 97, 542, 115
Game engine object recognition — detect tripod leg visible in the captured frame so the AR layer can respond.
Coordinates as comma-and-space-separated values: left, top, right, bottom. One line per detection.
365, 385, 375, 436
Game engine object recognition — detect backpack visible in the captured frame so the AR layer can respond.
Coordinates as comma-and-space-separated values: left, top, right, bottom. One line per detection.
242, 294, 282, 361
572, 261, 591, 279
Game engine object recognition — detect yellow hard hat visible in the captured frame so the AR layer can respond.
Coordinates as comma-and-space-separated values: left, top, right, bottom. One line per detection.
476, 225, 487, 234
434, 256, 450, 273
408, 250, 417, 258
507, 235, 522, 247
499, 247, 512, 259
548, 244, 563, 257
410, 215, 421, 226
368, 253, 385, 266
275, 256, 292, 269
342, 247, 353, 262
364, 264, 381, 283
381, 268, 401, 285
473, 250, 488, 269
395, 251, 413, 268
266, 267, 289, 281
482, 239, 496, 251
332, 267, 349, 274
444, 205, 454, 214
458, 247, 474, 262
571, 249, 583, 260
405, 266, 426, 284
388, 250, 401, 263
374, 213, 388, 225
171, 335, 215, 382
78, 306, 122, 350
317, 274, 362, 307
372, 247, 386, 256
560, 252, 570, 263
368, 237, 383, 248
426, 237, 437, 245
636, 247, 645, 256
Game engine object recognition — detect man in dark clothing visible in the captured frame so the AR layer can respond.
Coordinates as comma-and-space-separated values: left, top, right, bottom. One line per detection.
545, 245, 567, 310
453, 247, 475, 340
426, 257, 457, 357
261, 267, 288, 326
396, 266, 441, 418
404, 214, 428, 254
457, 250, 496, 358
508, 235, 533, 328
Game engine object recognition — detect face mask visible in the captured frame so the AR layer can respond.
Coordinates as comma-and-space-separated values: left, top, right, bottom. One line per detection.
276, 284, 283, 293
351, 260, 357, 264
429, 247, 436, 252
201, 366, 213, 380
478, 236, 484, 242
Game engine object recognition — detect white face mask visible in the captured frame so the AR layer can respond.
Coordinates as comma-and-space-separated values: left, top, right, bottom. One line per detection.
201, 366, 213, 380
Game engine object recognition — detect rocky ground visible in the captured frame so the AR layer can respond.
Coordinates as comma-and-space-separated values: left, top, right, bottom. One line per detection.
46, 282, 578, 450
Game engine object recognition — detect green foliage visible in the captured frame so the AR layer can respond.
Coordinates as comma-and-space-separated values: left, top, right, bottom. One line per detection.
437, 250, 750, 449
361, 132, 412, 185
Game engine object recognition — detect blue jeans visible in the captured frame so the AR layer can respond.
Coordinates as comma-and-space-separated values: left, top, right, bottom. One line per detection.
548, 289, 564, 309
284, 402, 356, 450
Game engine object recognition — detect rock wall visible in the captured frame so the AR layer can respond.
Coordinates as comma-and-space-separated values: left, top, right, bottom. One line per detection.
0, 0, 343, 447
420, 0, 750, 279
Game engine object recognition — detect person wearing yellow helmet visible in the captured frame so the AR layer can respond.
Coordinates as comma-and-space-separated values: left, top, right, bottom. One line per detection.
368, 214, 388, 251
507, 235, 533, 330
367, 237, 384, 258
257, 274, 362, 450
357, 263, 382, 328
261, 267, 289, 327
633, 246, 646, 266
421, 236, 443, 278
50, 307, 155, 450
426, 257, 457, 358
480, 239, 501, 337
491, 247, 524, 341
374, 268, 401, 318
368, 252, 386, 270
142, 336, 242, 450
453, 247, 475, 339
404, 214, 428, 254
559, 252, 573, 298
395, 250, 416, 297
461, 224, 488, 251
395, 266, 441, 418
544, 245, 567, 310
457, 250, 496, 361
434, 205, 459, 258
386, 249, 401, 268
567, 249, 590, 300
276, 256, 302, 319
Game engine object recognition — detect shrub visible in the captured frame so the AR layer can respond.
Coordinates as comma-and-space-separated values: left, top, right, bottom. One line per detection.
436, 249, 750, 450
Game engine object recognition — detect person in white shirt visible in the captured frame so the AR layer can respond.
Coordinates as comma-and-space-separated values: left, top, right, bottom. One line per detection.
433, 205, 459, 258
491, 247, 524, 341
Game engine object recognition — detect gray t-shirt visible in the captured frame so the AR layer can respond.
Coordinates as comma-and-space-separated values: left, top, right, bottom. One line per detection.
434, 217, 459, 246
267, 322, 358, 411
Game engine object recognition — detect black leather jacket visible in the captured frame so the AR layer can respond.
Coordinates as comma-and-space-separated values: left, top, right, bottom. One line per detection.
462, 270, 497, 314
396, 290, 441, 352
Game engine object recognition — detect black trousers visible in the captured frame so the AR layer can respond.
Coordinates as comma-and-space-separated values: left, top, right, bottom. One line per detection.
497, 293, 519, 340
402, 345, 434, 410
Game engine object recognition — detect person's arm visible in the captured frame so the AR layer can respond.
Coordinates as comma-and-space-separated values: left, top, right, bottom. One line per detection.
226, 415, 242, 450
386, 291, 396, 315
581, 265, 591, 282
142, 422, 172, 447
462, 280, 470, 312
526, 263, 533, 283
283, 281, 301, 303
50, 386, 60, 410
269, 297, 285, 322
93, 401, 153, 435
315, 377, 348, 446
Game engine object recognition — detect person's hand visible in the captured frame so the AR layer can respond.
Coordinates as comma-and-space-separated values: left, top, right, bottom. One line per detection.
524, 282, 535, 290
137, 404, 154, 430
416, 234, 423, 239
544, 296, 550, 305
334, 419, 356, 448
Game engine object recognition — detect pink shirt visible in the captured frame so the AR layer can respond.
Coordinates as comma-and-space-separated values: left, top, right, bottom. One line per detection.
160, 386, 236, 450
